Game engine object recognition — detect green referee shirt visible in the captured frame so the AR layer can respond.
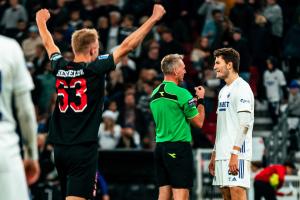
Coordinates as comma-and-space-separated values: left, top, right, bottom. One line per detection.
150, 81, 199, 142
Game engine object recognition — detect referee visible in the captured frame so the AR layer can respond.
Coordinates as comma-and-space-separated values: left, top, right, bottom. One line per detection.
150, 54, 205, 200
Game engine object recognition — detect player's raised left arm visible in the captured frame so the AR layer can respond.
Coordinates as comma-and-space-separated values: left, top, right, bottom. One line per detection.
36, 9, 60, 58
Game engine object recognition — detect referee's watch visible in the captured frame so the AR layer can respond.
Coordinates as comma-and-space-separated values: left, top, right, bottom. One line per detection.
230, 149, 240, 155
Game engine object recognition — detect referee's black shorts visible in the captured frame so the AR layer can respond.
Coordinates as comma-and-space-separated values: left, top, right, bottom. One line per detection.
154, 141, 194, 189
54, 142, 98, 199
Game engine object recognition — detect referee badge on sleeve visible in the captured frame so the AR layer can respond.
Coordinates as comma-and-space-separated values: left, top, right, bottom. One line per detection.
188, 98, 197, 107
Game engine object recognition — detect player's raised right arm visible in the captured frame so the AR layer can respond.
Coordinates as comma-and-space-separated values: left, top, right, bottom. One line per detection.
113, 4, 165, 64
36, 9, 60, 58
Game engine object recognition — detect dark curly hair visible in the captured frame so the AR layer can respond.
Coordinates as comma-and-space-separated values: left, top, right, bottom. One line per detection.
213, 48, 240, 73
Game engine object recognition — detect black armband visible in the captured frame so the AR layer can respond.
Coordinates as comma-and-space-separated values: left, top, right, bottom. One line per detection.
196, 98, 205, 106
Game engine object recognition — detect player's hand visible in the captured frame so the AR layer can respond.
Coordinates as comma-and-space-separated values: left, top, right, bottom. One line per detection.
102, 194, 110, 200
24, 159, 40, 185
151, 4, 166, 22
208, 152, 216, 176
36, 9, 50, 23
194, 86, 205, 99
229, 154, 239, 176
286, 191, 293, 196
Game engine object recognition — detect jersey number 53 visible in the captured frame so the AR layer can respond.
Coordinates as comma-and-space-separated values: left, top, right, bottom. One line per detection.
56, 78, 87, 113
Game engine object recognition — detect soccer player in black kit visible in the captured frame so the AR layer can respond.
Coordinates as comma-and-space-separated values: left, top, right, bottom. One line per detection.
36, 5, 166, 200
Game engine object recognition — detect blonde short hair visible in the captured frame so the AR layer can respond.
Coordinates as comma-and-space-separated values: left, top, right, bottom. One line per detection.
161, 54, 183, 75
71, 28, 98, 54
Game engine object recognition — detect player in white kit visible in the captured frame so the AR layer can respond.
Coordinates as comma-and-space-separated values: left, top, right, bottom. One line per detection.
208, 48, 254, 200
0, 35, 40, 200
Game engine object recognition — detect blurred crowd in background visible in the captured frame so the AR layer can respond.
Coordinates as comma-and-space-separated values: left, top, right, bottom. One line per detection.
1, 0, 300, 198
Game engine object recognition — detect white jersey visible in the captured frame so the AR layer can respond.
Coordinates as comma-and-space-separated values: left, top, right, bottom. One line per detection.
215, 77, 254, 161
263, 69, 286, 102
0, 35, 34, 153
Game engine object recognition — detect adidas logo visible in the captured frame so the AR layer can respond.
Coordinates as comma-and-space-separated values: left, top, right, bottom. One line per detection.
228, 177, 237, 182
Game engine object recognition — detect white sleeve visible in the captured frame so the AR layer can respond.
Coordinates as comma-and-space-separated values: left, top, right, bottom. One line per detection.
278, 70, 286, 86
12, 40, 34, 95
216, 91, 222, 114
236, 86, 252, 113
11, 40, 38, 160
263, 72, 267, 87
15, 91, 38, 160
234, 112, 251, 148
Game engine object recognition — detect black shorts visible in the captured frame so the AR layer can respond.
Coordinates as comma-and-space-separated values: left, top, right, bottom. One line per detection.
154, 142, 194, 189
54, 142, 98, 199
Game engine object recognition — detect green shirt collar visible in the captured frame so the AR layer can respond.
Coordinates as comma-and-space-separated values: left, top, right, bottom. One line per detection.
163, 80, 177, 85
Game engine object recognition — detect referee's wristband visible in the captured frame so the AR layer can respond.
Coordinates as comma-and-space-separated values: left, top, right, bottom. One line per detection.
196, 98, 205, 106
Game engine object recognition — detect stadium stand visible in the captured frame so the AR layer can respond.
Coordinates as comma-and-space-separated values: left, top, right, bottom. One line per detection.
1, 0, 300, 199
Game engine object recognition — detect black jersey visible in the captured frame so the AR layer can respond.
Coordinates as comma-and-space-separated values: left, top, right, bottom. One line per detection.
48, 53, 115, 145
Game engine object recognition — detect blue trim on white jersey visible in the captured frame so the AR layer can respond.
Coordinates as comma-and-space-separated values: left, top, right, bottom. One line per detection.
238, 160, 244, 179
239, 161, 241, 178
240, 141, 246, 153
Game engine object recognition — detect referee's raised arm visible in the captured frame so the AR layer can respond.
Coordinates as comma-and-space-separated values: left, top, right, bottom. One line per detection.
112, 4, 165, 64
190, 86, 206, 128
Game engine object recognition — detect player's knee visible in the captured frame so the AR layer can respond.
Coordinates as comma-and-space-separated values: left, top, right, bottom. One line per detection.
172, 188, 189, 200
230, 186, 247, 200
158, 186, 172, 200
220, 187, 230, 194
66, 196, 86, 200
230, 186, 246, 192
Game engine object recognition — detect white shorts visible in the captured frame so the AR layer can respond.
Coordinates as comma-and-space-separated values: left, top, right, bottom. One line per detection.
0, 149, 29, 200
213, 159, 251, 189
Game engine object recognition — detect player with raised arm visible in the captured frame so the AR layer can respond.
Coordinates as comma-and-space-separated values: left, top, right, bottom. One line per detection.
208, 48, 254, 200
36, 4, 165, 200
0, 35, 40, 200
